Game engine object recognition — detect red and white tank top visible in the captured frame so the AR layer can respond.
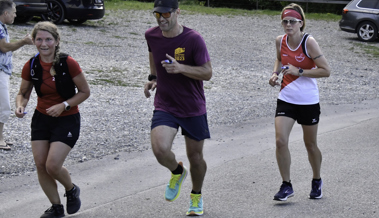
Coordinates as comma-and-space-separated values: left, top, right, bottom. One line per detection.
279, 34, 319, 105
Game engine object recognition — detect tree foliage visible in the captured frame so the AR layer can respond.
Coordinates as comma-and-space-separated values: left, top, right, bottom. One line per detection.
137, 0, 347, 14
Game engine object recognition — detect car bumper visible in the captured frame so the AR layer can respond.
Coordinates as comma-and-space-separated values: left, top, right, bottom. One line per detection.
66, 6, 105, 20
16, 3, 48, 16
339, 19, 356, 33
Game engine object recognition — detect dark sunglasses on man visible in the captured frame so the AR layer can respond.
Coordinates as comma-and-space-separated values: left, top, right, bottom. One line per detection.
153, 9, 175, 19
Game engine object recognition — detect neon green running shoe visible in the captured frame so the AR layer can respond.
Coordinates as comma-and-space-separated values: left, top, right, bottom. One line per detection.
165, 162, 187, 202
186, 193, 203, 216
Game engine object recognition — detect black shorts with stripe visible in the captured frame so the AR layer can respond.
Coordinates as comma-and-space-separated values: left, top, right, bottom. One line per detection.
275, 99, 320, 125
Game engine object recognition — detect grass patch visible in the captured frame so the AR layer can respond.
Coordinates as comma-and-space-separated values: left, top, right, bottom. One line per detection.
353, 43, 379, 58
87, 67, 143, 87
105, 0, 152, 10
114, 35, 128, 39
104, 0, 340, 21
90, 78, 141, 87
84, 41, 96, 45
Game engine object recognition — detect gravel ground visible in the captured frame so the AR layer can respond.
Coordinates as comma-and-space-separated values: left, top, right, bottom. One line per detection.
1, 9, 378, 178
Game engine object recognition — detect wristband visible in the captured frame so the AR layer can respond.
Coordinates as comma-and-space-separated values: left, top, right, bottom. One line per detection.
148, 74, 157, 81
272, 72, 279, 76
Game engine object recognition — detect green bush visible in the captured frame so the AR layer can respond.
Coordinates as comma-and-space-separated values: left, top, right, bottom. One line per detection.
198, 0, 282, 10
131, 0, 346, 14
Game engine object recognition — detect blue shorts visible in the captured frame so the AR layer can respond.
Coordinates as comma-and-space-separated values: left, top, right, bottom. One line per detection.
31, 110, 80, 148
275, 99, 320, 125
151, 110, 210, 141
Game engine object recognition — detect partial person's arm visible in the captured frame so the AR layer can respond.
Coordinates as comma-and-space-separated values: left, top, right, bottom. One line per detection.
144, 52, 158, 98
269, 35, 283, 87
15, 79, 33, 118
45, 73, 91, 117
162, 54, 212, 81
302, 36, 331, 78
148, 52, 157, 77
0, 34, 33, 53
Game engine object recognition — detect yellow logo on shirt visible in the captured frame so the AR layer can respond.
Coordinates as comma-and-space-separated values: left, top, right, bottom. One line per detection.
175, 47, 185, 61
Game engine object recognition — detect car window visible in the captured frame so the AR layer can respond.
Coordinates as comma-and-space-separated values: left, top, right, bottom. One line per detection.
357, 0, 379, 9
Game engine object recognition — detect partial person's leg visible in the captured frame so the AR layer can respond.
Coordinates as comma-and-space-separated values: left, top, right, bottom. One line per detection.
0, 123, 8, 148
46, 142, 74, 190
47, 141, 81, 214
302, 124, 323, 199
302, 124, 321, 179
0, 122, 4, 144
275, 116, 295, 182
32, 141, 72, 204
152, 125, 187, 202
185, 137, 205, 215
32, 140, 62, 204
185, 137, 206, 192
273, 116, 296, 201
151, 125, 178, 171
0, 71, 11, 148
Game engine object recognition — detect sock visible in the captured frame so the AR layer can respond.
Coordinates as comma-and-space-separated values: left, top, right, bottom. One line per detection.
67, 185, 75, 193
171, 164, 183, 175
191, 190, 201, 195
283, 181, 292, 187
313, 178, 322, 181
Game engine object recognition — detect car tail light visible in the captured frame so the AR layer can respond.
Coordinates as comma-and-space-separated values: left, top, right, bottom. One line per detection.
343, 9, 349, 14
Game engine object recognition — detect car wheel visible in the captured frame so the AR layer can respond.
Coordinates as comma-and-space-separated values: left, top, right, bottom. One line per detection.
15, 16, 33, 23
357, 21, 378, 42
41, 0, 65, 24
68, 19, 88, 25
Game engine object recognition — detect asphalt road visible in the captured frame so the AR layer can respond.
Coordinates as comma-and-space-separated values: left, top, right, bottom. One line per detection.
1, 99, 379, 218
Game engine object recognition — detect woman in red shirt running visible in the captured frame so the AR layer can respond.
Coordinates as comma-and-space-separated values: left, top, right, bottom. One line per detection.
15, 21, 90, 218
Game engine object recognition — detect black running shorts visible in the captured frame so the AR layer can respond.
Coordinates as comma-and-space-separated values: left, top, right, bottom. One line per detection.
275, 99, 320, 125
31, 110, 80, 148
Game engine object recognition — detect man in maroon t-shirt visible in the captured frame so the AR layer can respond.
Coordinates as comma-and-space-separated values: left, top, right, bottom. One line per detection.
144, 0, 212, 216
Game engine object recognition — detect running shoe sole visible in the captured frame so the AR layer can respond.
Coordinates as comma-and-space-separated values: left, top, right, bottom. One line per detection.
274, 192, 294, 201
186, 211, 204, 216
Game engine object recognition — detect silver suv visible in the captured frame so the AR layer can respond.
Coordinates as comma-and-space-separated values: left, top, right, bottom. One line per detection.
339, 0, 379, 42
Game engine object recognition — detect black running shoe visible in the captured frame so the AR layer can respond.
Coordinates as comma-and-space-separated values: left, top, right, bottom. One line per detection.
40, 204, 65, 218
309, 179, 323, 199
274, 182, 294, 201
64, 183, 81, 214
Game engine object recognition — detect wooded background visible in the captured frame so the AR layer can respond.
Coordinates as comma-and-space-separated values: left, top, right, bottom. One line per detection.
137, 0, 351, 14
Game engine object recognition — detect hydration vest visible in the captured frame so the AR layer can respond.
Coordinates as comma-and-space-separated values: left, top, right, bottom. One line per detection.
301, 33, 310, 58
30, 53, 76, 100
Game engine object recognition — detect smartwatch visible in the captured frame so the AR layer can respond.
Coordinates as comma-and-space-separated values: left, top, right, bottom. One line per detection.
298, 68, 304, 77
148, 74, 157, 81
63, 101, 71, 111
